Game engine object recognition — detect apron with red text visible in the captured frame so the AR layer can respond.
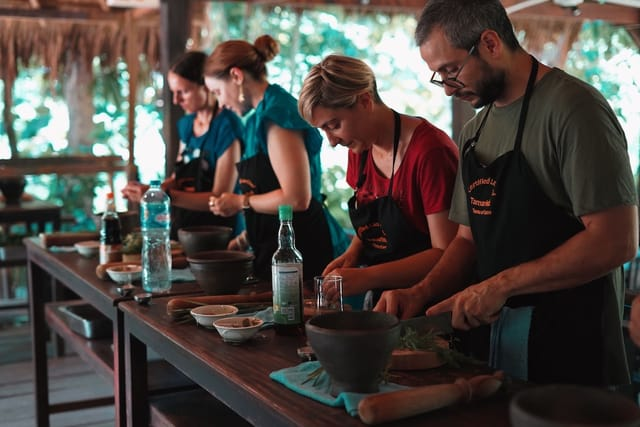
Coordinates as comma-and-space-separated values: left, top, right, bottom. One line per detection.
348, 111, 431, 304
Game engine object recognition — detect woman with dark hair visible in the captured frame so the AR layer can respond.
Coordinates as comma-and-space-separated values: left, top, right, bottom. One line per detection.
204, 35, 349, 281
122, 50, 244, 239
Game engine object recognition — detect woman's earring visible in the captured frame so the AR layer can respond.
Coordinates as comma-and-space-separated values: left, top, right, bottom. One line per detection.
238, 87, 245, 103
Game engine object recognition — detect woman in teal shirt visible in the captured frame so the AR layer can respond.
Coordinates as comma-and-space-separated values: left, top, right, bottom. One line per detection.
122, 51, 244, 239
204, 35, 349, 281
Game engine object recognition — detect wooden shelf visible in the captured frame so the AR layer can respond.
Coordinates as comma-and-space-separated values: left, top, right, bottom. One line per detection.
45, 300, 114, 383
45, 299, 197, 394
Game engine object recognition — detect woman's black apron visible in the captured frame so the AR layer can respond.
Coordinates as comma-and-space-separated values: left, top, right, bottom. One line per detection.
171, 129, 236, 240
236, 152, 333, 281
348, 111, 431, 303
461, 57, 610, 385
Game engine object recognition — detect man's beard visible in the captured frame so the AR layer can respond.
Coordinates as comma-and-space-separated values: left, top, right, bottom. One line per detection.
460, 61, 505, 109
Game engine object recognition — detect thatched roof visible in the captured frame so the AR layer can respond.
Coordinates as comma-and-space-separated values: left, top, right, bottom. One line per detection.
0, 2, 159, 84
0, 0, 637, 83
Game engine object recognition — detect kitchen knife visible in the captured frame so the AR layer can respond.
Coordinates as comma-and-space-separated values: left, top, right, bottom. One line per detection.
399, 311, 453, 335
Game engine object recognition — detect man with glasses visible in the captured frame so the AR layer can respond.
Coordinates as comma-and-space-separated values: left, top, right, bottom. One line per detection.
375, 0, 638, 386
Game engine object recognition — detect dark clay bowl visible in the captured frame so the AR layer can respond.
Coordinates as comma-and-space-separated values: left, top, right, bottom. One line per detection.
186, 250, 254, 295
0, 176, 26, 204
305, 311, 400, 396
510, 384, 640, 427
177, 225, 233, 257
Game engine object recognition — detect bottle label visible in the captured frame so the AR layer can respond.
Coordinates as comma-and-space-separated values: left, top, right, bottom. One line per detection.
142, 203, 170, 230
272, 264, 303, 325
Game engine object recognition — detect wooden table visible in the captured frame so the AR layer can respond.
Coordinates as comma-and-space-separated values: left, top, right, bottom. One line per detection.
25, 237, 202, 427
0, 201, 60, 309
121, 297, 515, 427
0, 200, 61, 235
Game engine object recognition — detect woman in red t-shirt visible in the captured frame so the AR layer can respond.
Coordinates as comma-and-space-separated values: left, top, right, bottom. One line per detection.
299, 54, 459, 307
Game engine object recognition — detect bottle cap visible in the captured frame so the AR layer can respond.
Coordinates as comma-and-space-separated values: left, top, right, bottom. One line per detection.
150, 179, 161, 186
278, 204, 293, 221
106, 192, 114, 199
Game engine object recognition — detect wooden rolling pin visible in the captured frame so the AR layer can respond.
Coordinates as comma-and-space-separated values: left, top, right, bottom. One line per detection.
358, 372, 504, 425
166, 292, 273, 316
40, 231, 100, 247
96, 256, 188, 280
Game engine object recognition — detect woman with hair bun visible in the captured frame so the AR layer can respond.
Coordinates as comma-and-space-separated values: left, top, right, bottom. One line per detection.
204, 35, 349, 281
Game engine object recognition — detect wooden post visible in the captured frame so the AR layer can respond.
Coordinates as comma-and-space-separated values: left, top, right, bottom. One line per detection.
160, 0, 190, 180
125, 10, 140, 185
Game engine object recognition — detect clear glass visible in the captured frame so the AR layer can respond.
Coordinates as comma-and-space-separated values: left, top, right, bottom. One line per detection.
314, 275, 344, 313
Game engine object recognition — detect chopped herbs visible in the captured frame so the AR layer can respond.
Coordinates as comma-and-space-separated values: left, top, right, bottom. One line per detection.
397, 327, 482, 368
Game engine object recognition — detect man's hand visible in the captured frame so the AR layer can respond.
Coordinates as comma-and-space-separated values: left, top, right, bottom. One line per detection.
426, 281, 504, 330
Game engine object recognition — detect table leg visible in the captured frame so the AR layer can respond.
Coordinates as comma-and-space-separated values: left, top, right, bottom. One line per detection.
50, 278, 66, 357
28, 258, 50, 427
125, 320, 149, 426
114, 309, 126, 427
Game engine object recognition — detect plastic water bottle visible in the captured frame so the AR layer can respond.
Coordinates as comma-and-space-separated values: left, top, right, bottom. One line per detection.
271, 204, 304, 336
141, 180, 172, 293
99, 192, 122, 264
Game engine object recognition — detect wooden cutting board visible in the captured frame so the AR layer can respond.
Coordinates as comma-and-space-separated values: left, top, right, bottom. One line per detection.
390, 337, 448, 370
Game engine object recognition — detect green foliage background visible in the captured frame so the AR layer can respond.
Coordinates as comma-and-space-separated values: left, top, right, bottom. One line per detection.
0, 5, 638, 234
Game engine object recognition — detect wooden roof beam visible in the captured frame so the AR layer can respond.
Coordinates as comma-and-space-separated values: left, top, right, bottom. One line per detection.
509, 3, 640, 26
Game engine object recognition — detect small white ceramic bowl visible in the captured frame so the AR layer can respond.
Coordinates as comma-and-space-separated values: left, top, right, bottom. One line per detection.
74, 240, 100, 258
213, 316, 264, 344
106, 264, 142, 284
190, 304, 239, 328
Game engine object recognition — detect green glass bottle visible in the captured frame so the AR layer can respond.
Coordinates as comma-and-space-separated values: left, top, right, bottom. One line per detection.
271, 205, 304, 336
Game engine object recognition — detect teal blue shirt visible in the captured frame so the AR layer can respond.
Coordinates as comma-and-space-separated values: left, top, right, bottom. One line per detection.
243, 84, 324, 201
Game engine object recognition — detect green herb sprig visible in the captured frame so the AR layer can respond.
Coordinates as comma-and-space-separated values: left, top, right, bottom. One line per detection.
397, 327, 482, 368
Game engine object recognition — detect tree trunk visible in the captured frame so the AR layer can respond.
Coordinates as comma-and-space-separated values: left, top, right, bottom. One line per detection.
63, 55, 94, 154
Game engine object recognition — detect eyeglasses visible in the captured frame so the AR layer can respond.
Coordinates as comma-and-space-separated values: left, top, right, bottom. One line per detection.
430, 44, 476, 89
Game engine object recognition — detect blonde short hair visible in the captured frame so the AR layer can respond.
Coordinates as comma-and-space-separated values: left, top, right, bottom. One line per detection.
298, 54, 381, 123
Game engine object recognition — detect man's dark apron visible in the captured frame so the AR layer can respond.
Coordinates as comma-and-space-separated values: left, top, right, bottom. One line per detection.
237, 152, 333, 281
171, 135, 236, 240
348, 111, 431, 304
461, 57, 611, 385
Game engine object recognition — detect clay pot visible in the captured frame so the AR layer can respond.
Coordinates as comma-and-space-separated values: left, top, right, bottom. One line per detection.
186, 250, 254, 295
177, 225, 233, 257
305, 311, 400, 396
0, 176, 26, 204
510, 384, 640, 427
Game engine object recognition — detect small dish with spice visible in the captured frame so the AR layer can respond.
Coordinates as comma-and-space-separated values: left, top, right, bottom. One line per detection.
190, 304, 239, 328
212, 316, 263, 344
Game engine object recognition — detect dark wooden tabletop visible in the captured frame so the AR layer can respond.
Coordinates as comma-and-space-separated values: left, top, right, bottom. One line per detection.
121, 296, 517, 427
